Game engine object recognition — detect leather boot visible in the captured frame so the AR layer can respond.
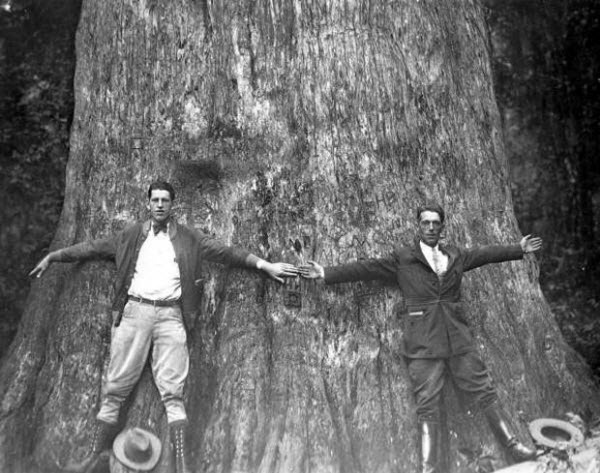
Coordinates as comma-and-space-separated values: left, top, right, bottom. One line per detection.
63, 420, 114, 472
420, 421, 440, 473
170, 424, 190, 473
484, 405, 536, 462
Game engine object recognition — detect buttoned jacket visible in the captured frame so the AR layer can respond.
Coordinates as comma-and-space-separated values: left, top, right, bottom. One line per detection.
324, 239, 524, 358
53, 220, 257, 329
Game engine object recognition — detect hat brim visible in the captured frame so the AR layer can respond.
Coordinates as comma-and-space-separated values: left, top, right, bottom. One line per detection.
529, 418, 584, 449
113, 428, 162, 471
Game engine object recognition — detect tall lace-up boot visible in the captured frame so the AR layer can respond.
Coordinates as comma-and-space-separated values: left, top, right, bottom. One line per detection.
170, 423, 190, 473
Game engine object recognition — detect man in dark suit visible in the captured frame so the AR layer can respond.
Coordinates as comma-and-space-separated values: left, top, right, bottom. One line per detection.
299, 204, 541, 472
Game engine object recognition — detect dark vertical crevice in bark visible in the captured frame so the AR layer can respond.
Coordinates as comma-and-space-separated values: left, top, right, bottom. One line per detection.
320, 370, 353, 473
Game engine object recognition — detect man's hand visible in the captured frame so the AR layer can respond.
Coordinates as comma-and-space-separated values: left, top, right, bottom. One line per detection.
28, 253, 54, 279
257, 261, 299, 283
520, 235, 543, 253
298, 261, 325, 280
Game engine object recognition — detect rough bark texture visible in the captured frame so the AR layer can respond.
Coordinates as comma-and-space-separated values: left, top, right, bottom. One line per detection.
0, 1, 598, 472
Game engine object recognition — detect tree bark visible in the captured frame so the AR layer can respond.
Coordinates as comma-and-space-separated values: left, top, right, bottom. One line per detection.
1, 1, 598, 472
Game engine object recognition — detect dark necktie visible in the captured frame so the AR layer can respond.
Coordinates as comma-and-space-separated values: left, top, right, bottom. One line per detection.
153, 222, 168, 235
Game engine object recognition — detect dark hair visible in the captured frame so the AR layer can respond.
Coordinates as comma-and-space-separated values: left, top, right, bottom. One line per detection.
147, 181, 176, 201
416, 203, 445, 223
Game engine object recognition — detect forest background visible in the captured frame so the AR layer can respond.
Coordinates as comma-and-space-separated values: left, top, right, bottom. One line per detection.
0, 0, 599, 376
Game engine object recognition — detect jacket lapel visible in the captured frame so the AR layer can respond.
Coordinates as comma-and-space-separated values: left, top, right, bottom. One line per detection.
411, 238, 433, 269
167, 221, 182, 267
142, 220, 152, 237
439, 243, 457, 270
168, 220, 178, 239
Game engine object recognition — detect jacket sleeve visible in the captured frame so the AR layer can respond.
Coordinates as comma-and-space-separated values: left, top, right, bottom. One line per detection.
462, 244, 523, 272
195, 232, 256, 268
52, 237, 118, 262
324, 253, 397, 285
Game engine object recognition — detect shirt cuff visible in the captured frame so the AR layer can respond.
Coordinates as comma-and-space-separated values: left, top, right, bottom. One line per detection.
245, 253, 261, 268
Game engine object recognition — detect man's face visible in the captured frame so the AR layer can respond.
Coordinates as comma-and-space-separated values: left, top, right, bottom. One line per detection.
147, 189, 173, 224
418, 210, 444, 247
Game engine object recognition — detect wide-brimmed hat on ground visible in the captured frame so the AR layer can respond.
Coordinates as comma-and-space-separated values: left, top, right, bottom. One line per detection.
113, 427, 162, 471
529, 418, 584, 449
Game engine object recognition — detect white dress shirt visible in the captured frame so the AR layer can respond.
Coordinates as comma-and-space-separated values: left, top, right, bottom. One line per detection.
128, 225, 181, 300
419, 240, 448, 276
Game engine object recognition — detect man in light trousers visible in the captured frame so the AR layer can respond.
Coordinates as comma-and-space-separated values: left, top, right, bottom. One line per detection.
31, 180, 298, 473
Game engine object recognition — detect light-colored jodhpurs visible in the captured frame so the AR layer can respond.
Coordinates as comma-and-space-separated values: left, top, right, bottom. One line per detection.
96, 300, 189, 425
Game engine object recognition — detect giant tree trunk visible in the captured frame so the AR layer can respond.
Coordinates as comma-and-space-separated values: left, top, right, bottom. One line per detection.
1, 1, 598, 472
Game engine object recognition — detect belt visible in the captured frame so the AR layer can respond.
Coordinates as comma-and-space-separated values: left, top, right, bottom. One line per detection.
128, 295, 180, 307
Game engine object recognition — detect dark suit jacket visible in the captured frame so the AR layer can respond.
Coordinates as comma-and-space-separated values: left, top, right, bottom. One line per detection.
324, 239, 524, 358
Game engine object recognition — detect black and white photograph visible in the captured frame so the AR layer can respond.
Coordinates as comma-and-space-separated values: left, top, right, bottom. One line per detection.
1, 1, 599, 472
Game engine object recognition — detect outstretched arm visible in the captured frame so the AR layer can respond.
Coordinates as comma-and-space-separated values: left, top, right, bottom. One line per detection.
29, 237, 118, 279
463, 235, 543, 271
299, 257, 396, 284
196, 232, 299, 283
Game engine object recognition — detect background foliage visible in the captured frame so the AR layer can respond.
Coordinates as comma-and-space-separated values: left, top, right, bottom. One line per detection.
485, 0, 600, 376
1, 0, 599, 379
0, 0, 80, 355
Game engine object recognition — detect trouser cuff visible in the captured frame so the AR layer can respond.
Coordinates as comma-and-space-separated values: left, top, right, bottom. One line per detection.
96, 395, 123, 425
164, 399, 187, 425
96, 411, 119, 425
168, 419, 189, 428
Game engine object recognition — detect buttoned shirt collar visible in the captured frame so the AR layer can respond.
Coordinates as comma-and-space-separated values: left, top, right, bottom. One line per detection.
419, 240, 448, 274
